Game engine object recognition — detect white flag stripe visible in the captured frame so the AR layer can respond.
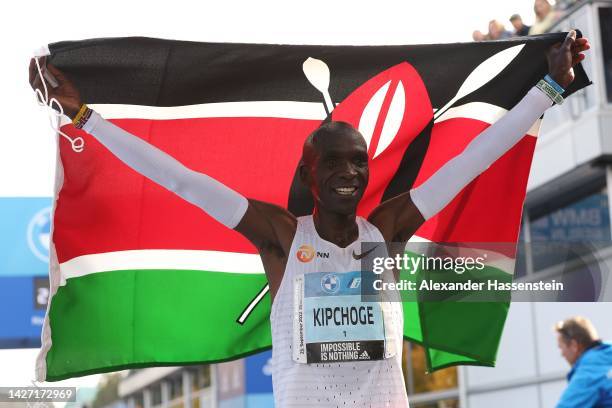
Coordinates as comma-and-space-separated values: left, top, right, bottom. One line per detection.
59, 233, 515, 282
435, 102, 542, 136
59, 249, 265, 282
89, 101, 327, 120
84, 100, 540, 138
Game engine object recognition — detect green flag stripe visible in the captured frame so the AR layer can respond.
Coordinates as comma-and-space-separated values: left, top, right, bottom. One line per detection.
45, 269, 272, 381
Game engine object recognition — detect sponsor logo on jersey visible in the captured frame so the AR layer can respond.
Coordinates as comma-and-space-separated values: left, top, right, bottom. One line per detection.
296, 244, 315, 262
316, 251, 330, 259
348, 277, 362, 289
320, 273, 340, 294
296, 245, 330, 262
352, 244, 379, 260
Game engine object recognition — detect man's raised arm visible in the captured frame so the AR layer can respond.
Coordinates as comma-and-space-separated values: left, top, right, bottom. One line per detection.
370, 31, 590, 241
80, 110, 250, 229
29, 59, 294, 254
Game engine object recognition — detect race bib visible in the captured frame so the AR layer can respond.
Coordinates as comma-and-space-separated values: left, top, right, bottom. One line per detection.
292, 271, 395, 364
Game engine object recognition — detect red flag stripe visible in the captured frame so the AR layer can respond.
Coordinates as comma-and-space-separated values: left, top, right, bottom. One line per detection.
55, 115, 534, 263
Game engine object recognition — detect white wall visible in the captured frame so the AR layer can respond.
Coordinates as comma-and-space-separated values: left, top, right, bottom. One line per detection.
468, 385, 539, 408
465, 302, 538, 387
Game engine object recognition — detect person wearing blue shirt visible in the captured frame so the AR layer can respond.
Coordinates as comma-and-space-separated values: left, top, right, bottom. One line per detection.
556, 316, 612, 407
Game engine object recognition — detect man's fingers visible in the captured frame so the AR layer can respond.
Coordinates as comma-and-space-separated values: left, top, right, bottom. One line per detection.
570, 54, 584, 69
574, 42, 590, 53
45, 63, 64, 78
29, 58, 37, 86
31, 73, 44, 95
563, 30, 577, 50
571, 38, 590, 53
571, 53, 585, 67
29, 59, 45, 93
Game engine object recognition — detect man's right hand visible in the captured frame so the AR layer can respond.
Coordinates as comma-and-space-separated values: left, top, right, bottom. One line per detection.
29, 57, 82, 119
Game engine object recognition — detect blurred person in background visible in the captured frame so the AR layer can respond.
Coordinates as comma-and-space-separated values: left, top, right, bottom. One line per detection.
530, 0, 559, 35
555, 317, 612, 407
487, 20, 513, 40
510, 14, 531, 36
472, 30, 488, 41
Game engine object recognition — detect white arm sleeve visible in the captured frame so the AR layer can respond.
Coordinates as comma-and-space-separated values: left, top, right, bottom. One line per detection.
82, 111, 249, 229
409, 86, 553, 220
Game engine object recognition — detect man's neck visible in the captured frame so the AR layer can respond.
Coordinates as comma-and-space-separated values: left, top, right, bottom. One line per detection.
312, 208, 358, 248
572, 340, 603, 367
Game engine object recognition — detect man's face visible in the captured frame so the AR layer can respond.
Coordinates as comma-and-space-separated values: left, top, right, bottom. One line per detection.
535, 0, 550, 17
557, 334, 580, 365
511, 19, 523, 31
489, 22, 500, 37
302, 126, 369, 215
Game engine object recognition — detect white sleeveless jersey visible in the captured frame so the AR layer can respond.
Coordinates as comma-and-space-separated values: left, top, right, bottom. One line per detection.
270, 215, 409, 407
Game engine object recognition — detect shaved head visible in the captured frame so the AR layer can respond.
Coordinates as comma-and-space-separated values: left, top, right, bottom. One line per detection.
302, 121, 366, 166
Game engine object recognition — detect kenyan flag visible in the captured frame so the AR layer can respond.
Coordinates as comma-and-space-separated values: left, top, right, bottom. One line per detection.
36, 35, 590, 381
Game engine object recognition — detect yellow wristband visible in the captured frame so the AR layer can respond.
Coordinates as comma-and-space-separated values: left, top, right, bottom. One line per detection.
72, 104, 89, 125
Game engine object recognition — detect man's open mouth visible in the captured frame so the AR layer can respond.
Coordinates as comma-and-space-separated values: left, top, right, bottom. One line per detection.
333, 186, 358, 196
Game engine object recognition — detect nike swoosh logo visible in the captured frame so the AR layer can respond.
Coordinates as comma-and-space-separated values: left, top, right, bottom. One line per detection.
352, 245, 380, 260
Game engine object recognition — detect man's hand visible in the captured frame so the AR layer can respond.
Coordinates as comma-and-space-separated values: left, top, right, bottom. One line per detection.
29, 57, 82, 119
547, 30, 590, 89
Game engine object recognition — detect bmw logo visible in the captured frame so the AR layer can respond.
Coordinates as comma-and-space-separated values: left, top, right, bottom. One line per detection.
321, 273, 340, 294
27, 207, 52, 263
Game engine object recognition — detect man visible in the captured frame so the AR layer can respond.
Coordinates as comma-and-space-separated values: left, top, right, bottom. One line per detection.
510, 14, 531, 36
30, 32, 588, 407
488, 20, 513, 40
530, 0, 559, 35
556, 317, 612, 407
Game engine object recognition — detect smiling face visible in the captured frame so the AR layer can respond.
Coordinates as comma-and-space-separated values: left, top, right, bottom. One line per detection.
300, 121, 369, 216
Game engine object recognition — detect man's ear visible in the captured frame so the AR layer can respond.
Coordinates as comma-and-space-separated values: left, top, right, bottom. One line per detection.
299, 160, 311, 187
570, 339, 580, 353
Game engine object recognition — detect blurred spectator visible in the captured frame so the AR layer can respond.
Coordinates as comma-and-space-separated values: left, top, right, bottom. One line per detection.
555, 317, 612, 407
529, 0, 559, 35
510, 14, 531, 36
488, 20, 513, 40
472, 30, 488, 42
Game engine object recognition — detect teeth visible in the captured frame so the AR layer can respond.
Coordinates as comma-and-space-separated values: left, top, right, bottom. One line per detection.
334, 187, 357, 195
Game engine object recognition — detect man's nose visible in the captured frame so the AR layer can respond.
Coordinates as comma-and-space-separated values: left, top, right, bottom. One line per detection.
339, 162, 358, 178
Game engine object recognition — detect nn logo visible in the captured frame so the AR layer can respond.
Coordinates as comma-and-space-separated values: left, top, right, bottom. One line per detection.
296, 245, 315, 263
296, 245, 330, 263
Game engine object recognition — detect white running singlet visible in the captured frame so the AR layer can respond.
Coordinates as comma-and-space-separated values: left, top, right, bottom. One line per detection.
270, 215, 409, 407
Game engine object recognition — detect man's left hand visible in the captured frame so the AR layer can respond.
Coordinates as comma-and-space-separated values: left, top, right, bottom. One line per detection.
547, 30, 590, 89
